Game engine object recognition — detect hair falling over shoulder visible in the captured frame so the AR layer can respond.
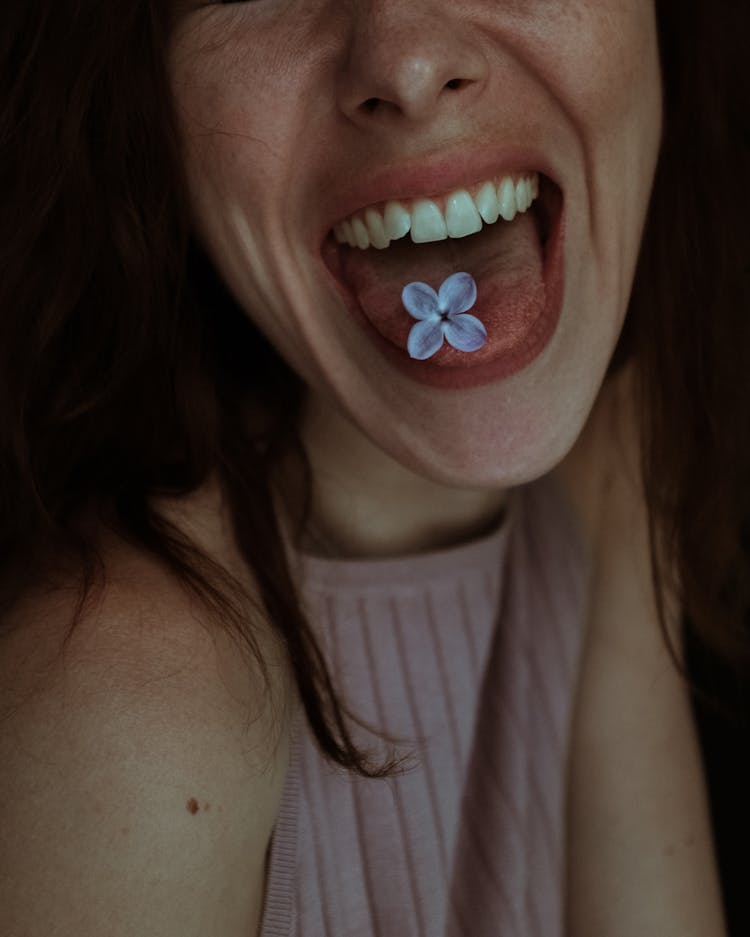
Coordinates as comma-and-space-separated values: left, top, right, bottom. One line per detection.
0, 0, 748, 780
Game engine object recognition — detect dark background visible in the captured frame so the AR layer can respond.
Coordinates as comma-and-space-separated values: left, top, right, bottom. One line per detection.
686, 626, 750, 937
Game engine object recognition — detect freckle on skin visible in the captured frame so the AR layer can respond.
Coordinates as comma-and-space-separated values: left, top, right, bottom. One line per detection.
187, 797, 200, 815
204, 802, 210, 811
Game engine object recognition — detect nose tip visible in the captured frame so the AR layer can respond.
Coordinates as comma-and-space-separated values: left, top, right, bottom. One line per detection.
337, 12, 488, 126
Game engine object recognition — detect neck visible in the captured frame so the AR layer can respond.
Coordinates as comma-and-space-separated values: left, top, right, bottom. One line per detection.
275, 391, 509, 560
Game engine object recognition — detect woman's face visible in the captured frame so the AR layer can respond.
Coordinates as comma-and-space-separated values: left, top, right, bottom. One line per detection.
168, 0, 661, 488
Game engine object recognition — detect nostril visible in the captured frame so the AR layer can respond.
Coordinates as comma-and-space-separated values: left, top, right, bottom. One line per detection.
357, 78, 472, 114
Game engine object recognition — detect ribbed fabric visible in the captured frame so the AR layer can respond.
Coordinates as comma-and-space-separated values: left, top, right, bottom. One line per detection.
260, 472, 592, 937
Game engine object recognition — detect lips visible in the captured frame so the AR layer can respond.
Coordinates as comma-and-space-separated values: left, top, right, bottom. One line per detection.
320, 168, 565, 391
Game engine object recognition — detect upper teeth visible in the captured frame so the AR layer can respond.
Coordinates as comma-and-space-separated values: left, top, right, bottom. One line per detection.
333, 172, 539, 250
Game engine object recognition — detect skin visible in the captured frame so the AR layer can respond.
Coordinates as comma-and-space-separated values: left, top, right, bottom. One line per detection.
166, 0, 662, 557
163, 8, 730, 934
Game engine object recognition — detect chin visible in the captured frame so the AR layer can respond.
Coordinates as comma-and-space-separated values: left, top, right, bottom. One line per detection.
355, 388, 591, 492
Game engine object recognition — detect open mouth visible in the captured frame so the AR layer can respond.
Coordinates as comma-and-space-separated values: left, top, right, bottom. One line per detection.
321, 171, 565, 390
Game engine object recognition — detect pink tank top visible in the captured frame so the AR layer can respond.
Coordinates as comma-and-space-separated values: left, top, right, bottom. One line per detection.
261, 472, 592, 937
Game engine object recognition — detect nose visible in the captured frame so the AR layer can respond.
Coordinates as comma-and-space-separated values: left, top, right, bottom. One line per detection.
336, 2, 489, 126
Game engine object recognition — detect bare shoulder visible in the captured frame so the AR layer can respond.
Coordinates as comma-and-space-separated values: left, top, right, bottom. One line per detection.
1, 471, 293, 736
0, 478, 293, 935
552, 365, 727, 935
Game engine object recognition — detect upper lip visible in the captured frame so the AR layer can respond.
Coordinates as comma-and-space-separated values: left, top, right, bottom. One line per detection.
321, 141, 563, 241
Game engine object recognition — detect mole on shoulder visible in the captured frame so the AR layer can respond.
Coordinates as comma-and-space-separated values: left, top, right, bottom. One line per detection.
186, 797, 213, 814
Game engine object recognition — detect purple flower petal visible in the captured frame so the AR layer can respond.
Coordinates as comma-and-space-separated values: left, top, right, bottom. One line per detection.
402, 281, 440, 320
407, 319, 446, 360
443, 313, 487, 352
438, 272, 477, 316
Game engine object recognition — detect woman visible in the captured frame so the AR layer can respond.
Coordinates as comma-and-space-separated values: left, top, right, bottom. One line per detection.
0, 0, 747, 934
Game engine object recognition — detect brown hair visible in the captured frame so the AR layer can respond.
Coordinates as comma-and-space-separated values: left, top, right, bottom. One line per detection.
629, 0, 750, 679
0, 0, 747, 779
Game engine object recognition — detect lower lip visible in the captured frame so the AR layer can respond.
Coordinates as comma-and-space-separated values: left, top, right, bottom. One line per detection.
322, 195, 566, 391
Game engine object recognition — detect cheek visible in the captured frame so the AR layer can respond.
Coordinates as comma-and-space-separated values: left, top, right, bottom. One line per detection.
168, 14, 304, 172
169, 9, 328, 152
167, 19, 298, 259
585, 5, 659, 114
536, 2, 661, 293
506, 0, 661, 137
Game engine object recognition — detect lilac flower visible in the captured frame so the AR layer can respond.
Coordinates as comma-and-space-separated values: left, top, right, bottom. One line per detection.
401, 272, 487, 360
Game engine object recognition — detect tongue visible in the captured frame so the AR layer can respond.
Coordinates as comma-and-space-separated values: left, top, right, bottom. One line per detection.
339, 211, 545, 366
